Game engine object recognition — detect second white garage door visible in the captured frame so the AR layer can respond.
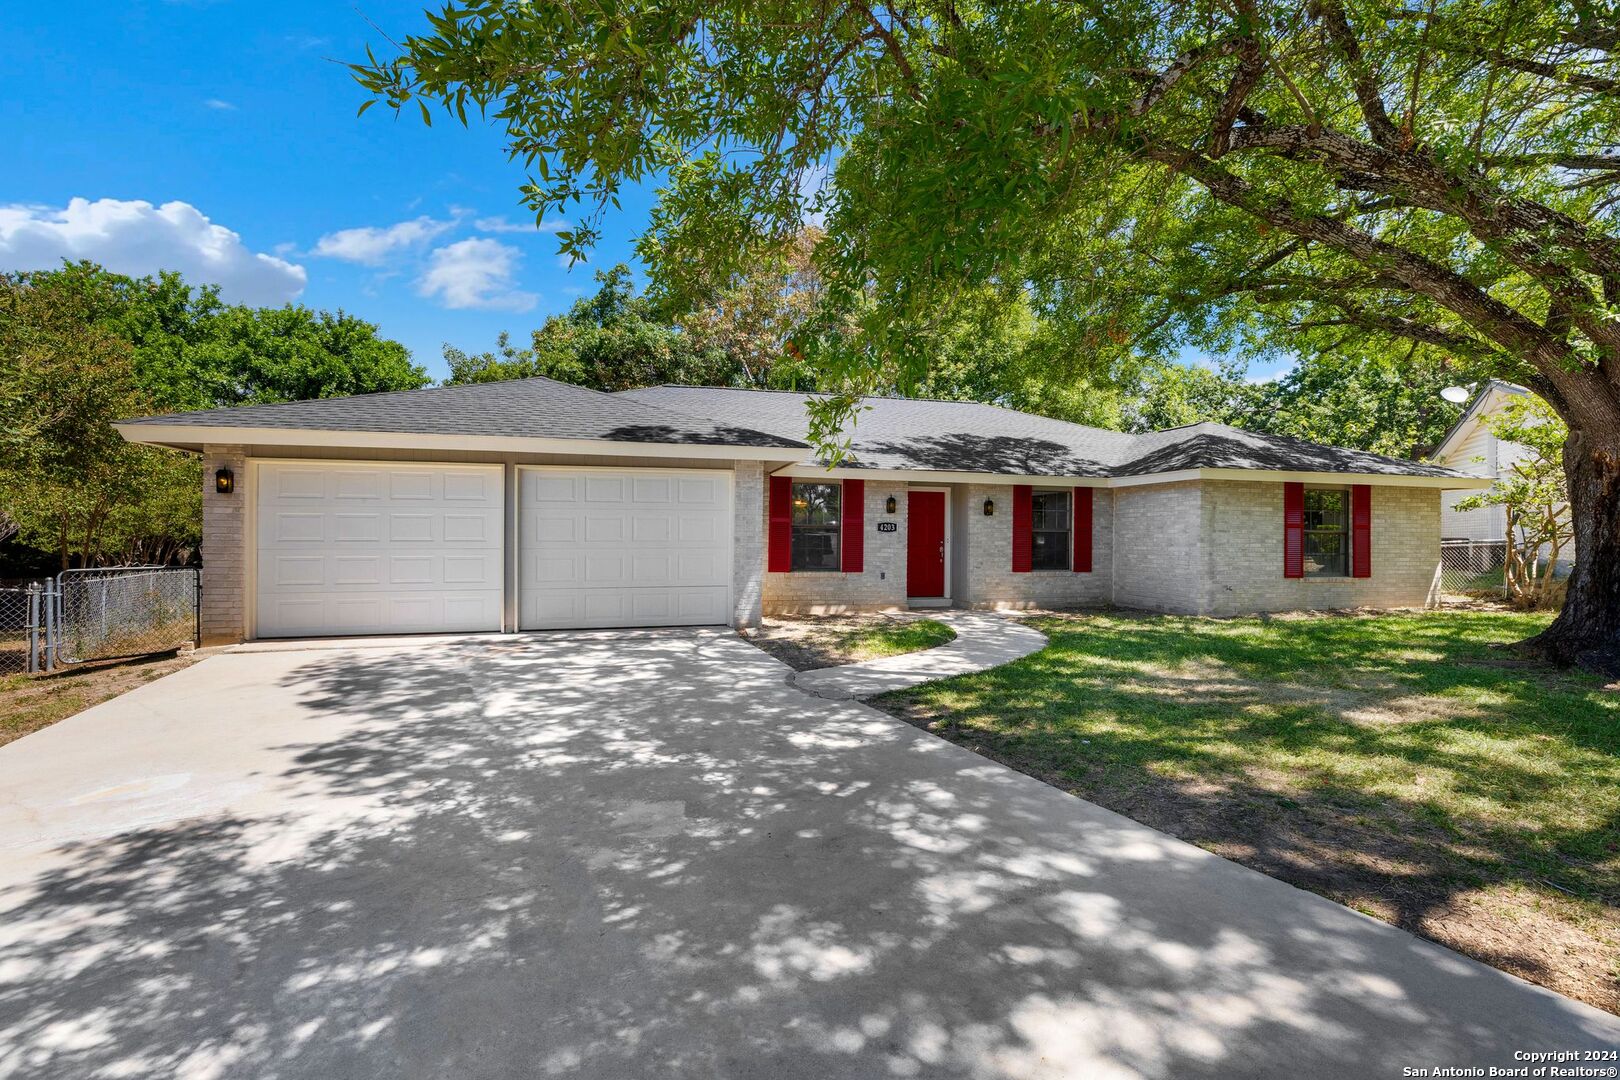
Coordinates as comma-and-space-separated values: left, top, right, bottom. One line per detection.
520, 467, 732, 629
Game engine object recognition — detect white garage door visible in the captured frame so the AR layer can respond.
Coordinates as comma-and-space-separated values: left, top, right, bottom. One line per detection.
520, 467, 732, 629
255, 461, 504, 638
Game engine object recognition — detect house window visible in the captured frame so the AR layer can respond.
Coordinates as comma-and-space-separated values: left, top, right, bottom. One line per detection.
791, 482, 841, 571
1303, 488, 1349, 577
1030, 490, 1071, 571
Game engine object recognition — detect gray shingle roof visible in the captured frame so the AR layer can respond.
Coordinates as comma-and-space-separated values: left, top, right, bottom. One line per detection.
120, 376, 1471, 479
121, 376, 807, 450
617, 386, 1466, 479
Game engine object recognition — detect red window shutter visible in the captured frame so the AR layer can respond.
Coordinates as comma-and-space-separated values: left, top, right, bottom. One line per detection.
1011, 485, 1033, 573
1283, 482, 1304, 579
768, 475, 792, 573
841, 479, 864, 573
1351, 484, 1372, 578
1073, 486, 1093, 573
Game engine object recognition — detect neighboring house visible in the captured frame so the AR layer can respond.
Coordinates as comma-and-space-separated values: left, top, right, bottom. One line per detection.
1432, 380, 1531, 542
116, 378, 1489, 644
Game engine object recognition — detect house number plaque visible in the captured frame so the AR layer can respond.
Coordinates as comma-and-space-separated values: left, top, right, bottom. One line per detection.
876, 521, 898, 533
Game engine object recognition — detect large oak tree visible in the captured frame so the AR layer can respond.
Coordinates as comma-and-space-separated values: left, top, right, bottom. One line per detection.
357, 1, 1620, 670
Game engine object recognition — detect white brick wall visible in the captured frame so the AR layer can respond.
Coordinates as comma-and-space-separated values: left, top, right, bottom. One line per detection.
762, 479, 909, 614
1203, 480, 1441, 614
1111, 481, 1207, 613
731, 461, 764, 628
200, 444, 246, 645
956, 483, 1112, 610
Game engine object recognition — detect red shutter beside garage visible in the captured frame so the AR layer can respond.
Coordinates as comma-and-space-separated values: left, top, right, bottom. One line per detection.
841, 479, 865, 573
1351, 484, 1372, 578
1283, 481, 1304, 578
768, 475, 792, 573
1073, 487, 1093, 573
1012, 485, 1033, 573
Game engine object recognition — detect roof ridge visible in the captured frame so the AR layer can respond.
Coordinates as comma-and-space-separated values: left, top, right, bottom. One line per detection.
633, 383, 1136, 441
122, 374, 581, 424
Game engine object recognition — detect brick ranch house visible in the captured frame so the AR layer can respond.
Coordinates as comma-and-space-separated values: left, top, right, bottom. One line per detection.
116, 378, 1490, 645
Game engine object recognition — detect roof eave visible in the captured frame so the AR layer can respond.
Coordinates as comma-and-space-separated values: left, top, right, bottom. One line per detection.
770, 461, 1487, 488
114, 422, 809, 462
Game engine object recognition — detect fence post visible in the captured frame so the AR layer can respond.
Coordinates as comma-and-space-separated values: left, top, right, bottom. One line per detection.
43, 581, 58, 672
26, 585, 39, 675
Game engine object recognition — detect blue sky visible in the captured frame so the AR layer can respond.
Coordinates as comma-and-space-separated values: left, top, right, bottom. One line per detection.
5, 2, 1287, 386
3, 1, 651, 382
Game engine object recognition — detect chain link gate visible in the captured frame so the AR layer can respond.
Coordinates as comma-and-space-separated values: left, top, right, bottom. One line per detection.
0, 567, 200, 675
1440, 539, 1509, 596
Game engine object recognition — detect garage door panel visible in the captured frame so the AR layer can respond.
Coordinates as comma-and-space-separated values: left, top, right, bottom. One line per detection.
327, 471, 381, 500
520, 468, 731, 629
272, 556, 326, 588
678, 477, 726, 505
585, 476, 626, 502
256, 462, 502, 638
388, 472, 434, 500
334, 513, 382, 542
273, 513, 326, 543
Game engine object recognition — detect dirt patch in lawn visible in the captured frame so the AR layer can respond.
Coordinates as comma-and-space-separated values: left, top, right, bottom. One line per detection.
0, 651, 198, 748
746, 613, 955, 671
875, 610, 1620, 1015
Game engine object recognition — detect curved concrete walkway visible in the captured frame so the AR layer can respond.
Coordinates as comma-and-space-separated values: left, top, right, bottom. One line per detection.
791, 610, 1047, 699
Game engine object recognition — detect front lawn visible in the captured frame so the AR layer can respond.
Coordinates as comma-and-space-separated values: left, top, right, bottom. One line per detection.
749, 614, 956, 671
876, 610, 1620, 1014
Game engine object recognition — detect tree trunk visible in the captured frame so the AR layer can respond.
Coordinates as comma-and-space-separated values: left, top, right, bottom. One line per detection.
1527, 423, 1620, 673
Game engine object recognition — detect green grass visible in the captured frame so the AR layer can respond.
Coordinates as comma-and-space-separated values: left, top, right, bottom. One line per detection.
879, 610, 1620, 1008
834, 618, 956, 661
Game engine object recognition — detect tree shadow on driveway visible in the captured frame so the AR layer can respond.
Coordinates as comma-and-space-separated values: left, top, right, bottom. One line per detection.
0, 630, 1614, 1079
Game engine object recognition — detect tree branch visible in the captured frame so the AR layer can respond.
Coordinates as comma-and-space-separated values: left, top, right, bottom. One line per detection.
1128, 37, 1241, 119
1141, 138, 1574, 368
1310, 0, 1402, 148
1208, 38, 1265, 157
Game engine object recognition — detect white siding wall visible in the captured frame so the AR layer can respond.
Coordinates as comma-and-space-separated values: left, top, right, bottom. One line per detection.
1438, 418, 1506, 541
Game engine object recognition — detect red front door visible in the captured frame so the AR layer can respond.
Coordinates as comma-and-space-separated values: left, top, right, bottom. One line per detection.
907, 491, 946, 598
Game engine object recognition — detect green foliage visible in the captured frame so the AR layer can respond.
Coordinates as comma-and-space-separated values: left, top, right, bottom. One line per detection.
0, 263, 426, 569
0, 270, 198, 568
1453, 396, 1572, 607
1123, 348, 1466, 456
355, 1, 1619, 447
444, 265, 738, 390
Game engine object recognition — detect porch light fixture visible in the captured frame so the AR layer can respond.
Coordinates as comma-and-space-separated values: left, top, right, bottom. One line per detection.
214, 467, 234, 495
885, 495, 897, 514
983, 498, 995, 516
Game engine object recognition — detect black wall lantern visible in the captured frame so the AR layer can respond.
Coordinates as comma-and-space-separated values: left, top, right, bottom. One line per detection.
982, 498, 995, 516
214, 467, 235, 495
885, 495, 898, 514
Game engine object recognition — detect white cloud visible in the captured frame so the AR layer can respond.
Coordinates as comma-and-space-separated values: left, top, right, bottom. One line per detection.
474, 215, 569, 235
203, 98, 237, 111
0, 197, 306, 305
417, 238, 537, 311
312, 215, 458, 265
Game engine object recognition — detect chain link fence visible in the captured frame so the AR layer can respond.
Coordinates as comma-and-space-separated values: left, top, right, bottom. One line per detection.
0, 567, 199, 677
0, 585, 40, 677
1440, 539, 1508, 596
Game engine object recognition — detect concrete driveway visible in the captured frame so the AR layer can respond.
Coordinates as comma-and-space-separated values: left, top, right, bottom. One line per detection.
0, 630, 1614, 1079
